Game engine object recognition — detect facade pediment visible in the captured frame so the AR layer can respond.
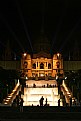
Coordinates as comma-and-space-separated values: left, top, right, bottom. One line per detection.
33, 51, 51, 59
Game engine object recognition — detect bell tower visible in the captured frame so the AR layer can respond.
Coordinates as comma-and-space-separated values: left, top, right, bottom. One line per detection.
21, 53, 32, 78
52, 53, 63, 77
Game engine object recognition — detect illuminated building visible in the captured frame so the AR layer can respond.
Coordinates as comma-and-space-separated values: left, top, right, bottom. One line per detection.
20, 52, 63, 106
21, 52, 63, 78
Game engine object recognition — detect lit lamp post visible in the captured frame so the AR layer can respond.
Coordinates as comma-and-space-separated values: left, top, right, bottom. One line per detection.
57, 53, 61, 94
23, 53, 27, 57
57, 53, 60, 77
23, 53, 27, 78
57, 53, 60, 58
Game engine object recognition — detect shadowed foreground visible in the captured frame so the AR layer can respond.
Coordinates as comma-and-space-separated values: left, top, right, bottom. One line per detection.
0, 106, 81, 120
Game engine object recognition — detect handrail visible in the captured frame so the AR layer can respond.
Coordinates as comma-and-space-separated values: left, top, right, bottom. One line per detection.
3, 83, 21, 105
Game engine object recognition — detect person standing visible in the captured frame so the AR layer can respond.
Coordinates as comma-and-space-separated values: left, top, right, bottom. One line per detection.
44, 98, 48, 106
39, 96, 44, 106
20, 98, 24, 112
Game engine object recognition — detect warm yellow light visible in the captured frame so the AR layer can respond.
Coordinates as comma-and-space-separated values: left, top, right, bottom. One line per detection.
40, 73, 44, 77
26, 76, 28, 80
57, 53, 60, 57
8, 95, 12, 97
10, 92, 14, 95
4, 102, 7, 104
24, 53, 27, 56
18, 79, 20, 85
7, 97, 11, 99
67, 92, 70, 94
6, 100, 9, 102
23, 87, 61, 106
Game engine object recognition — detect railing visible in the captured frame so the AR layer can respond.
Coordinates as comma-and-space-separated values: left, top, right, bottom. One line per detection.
3, 82, 21, 106
61, 80, 73, 104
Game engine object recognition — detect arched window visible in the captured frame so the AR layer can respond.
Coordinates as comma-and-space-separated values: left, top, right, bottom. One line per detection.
24, 61, 28, 68
40, 63, 44, 69
48, 63, 51, 69
32, 63, 36, 69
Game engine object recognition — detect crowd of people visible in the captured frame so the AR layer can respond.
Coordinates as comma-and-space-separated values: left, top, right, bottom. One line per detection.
12, 91, 24, 112
26, 83, 57, 88
39, 96, 49, 106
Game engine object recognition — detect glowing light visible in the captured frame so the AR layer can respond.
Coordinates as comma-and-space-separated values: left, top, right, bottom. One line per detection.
18, 79, 20, 85
40, 73, 44, 77
23, 87, 61, 106
7, 97, 11, 99
6, 100, 9, 102
10, 92, 14, 95
56, 76, 58, 80
26, 76, 28, 80
13, 90, 15, 92
8, 95, 12, 97
67, 92, 70, 94
24, 53, 27, 57
65, 77, 67, 80
4, 102, 7, 104
57, 53, 60, 57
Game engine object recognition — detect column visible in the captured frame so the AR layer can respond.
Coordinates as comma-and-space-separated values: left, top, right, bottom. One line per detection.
38, 61, 40, 77
36, 61, 37, 69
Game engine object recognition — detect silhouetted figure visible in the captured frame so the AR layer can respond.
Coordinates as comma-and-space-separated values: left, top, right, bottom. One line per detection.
58, 99, 60, 106
45, 98, 47, 105
44, 85, 45, 88
39, 96, 44, 106
20, 98, 24, 112
26, 84, 28, 88
70, 98, 72, 106
12, 99, 17, 107
33, 83, 36, 88
19, 91, 22, 99
53, 85, 54, 87
47, 83, 49, 87
44, 98, 48, 106
16, 95, 20, 107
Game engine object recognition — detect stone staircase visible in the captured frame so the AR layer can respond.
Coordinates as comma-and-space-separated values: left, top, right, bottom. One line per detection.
3, 81, 21, 106
61, 80, 73, 104
23, 87, 60, 106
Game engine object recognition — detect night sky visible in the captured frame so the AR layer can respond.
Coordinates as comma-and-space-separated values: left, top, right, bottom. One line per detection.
0, 0, 81, 60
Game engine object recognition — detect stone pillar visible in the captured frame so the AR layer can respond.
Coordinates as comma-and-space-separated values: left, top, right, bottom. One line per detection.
36, 61, 37, 69
38, 61, 39, 77
38, 62, 40, 69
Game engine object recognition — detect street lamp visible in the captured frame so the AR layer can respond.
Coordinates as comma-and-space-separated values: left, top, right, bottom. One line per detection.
57, 53, 60, 57
24, 53, 27, 57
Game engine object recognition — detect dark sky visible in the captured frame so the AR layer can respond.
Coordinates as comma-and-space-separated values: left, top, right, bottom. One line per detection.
0, 0, 81, 59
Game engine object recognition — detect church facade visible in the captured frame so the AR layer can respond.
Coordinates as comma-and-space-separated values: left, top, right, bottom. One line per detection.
21, 51, 63, 78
